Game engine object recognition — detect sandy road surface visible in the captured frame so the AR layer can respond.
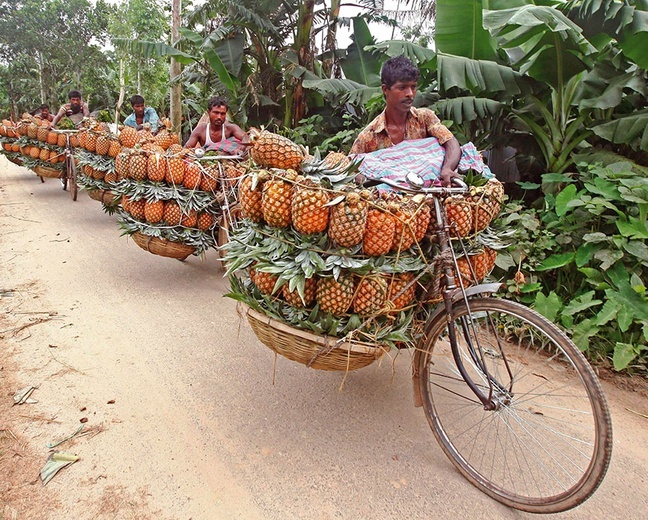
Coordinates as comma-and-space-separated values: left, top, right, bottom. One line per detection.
1, 156, 647, 520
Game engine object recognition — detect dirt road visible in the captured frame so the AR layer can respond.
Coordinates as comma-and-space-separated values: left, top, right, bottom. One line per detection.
1, 156, 647, 520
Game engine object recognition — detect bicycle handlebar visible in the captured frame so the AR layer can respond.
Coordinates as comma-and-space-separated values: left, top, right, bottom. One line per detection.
364, 172, 469, 195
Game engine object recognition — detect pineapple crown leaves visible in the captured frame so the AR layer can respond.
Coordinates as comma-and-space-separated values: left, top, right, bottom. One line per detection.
56, 117, 76, 130
463, 168, 489, 188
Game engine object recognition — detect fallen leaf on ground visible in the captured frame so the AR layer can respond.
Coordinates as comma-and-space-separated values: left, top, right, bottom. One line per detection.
40, 451, 79, 485
13, 385, 38, 405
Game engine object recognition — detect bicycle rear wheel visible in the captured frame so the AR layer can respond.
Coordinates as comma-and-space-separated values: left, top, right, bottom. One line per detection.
417, 297, 612, 513
69, 157, 77, 201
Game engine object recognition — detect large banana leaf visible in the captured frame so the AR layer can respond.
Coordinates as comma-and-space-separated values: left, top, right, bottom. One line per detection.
301, 78, 381, 105
435, 0, 497, 60
574, 61, 648, 110
483, 5, 597, 89
341, 17, 381, 86
434, 96, 505, 124
437, 53, 528, 100
562, 0, 648, 69
591, 110, 648, 151
114, 38, 196, 65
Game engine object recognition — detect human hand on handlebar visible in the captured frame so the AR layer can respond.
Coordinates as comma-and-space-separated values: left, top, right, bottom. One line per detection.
440, 167, 461, 187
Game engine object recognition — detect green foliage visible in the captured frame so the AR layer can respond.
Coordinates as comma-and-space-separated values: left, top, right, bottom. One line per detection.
493, 162, 648, 372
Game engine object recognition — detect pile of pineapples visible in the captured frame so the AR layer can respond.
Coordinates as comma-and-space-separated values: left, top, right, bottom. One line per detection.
225, 130, 505, 348
110, 123, 235, 256
0, 115, 67, 174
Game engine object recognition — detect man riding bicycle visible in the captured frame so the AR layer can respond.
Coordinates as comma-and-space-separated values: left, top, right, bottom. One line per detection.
50, 90, 90, 129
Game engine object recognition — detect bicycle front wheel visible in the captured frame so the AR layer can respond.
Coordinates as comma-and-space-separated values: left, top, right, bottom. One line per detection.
418, 297, 612, 513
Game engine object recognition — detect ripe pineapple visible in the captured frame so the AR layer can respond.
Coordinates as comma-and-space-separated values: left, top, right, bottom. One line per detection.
454, 256, 475, 287
39, 147, 49, 161
412, 199, 431, 242
104, 171, 117, 183
386, 272, 416, 310
352, 275, 387, 316
95, 133, 110, 155
465, 171, 504, 233
147, 153, 166, 182
183, 161, 202, 189
108, 137, 121, 158
445, 196, 473, 237
57, 133, 67, 148
46, 131, 58, 146
144, 199, 165, 223
128, 198, 146, 221
291, 179, 330, 234
165, 155, 185, 185
37, 125, 49, 142
27, 123, 39, 140
238, 172, 265, 222
262, 171, 294, 228
180, 209, 198, 228
316, 273, 355, 316
197, 212, 213, 231
390, 201, 416, 253
85, 131, 98, 153
129, 151, 148, 181
154, 129, 174, 150
91, 167, 105, 180
199, 164, 219, 192
323, 151, 351, 169
249, 128, 304, 170
282, 277, 317, 308
121, 194, 132, 213
115, 150, 130, 180
222, 161, 245, 188
362, 202, 395, 257
163, 201, 183, 226
119, 126, 139, 148
328, 191, 368, 248
471, 247, 497, 281
252, 269, 280, 296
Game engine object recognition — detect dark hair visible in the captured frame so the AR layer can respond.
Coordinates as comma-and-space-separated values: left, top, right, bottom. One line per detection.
130, 94, 145, 106
380, 55, 420, 89
39, 104, 49, 110
68, 90, 82, 100
208, 96, 229, 111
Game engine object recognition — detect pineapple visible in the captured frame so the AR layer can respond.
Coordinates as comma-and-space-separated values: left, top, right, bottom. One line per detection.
249, 128, 304, 170
261, 171, 294, 228
129, 198, 146, 221
328, 191, 368, 248
197, 212, 213, 231
282, 277, 317, 308
37, 125, 49, 142
323, 151, 351, 169
316, 273, 355, 316
465, 171, 504, 233
85, 131, 98, 153
183, 161, 202, 189
291, 179, 330, 234
222, 161, 245, 188
115, 150, 130, 180
147, 153, 166, 182
362, 202, 395, 257
154, 129, 174, 150
199, 164, 219, 192
352, 275, 387, 316
105, 171, 117, 183
445, 196, 473, 237
39, 147, 49, 161
180, 209, 198, 228
471, 247, 497, 281
165, 155, 185, 185
390, 201, 416, 253
252, 269, 280, 296
144, 199, 165, 223
91, 167, 105, 180
57, 133, 67, 148
238, 172, 265, 222
95, 133, 110, 156
119, 126, 139, 148
108, 137, 121, 158
386, 272, 416, 310
163, 201, 183, 226
129, 151, 148, 181
413, 199, 431, 242
27, 123, 38, 140
69, 134, 80, 148
46, 131, 58, 146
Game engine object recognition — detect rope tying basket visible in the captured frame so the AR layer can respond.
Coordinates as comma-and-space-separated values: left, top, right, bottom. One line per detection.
239, 303, 386, 371
87, 189, 116, 204
131, 231, 196, 260
32, 165, 63, 178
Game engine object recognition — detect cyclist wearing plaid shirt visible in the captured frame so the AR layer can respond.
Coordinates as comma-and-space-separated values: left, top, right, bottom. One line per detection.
350, 55, 461, 186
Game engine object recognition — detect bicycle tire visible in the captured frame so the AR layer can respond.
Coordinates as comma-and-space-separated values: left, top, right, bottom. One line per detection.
417, 297, 612, 513
69, 159, 78, 201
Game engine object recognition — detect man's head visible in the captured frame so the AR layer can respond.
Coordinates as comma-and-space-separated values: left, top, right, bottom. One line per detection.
207, 96, 229, 127
130, 94, 146, 118
380, 55, 420, 89
39, 104, 50, 118
380, 55, 419, 113
67, 90, 82, 114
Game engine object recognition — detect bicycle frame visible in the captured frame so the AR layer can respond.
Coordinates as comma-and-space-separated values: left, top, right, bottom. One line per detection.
372, 175, 510, 410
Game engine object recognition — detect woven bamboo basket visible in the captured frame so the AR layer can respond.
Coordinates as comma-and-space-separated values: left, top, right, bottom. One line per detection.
87, 189, 116, 204
131, 231, 196, 260
7, 156, 23, 167
32, 165, 62, 178
240, 303, 386, 371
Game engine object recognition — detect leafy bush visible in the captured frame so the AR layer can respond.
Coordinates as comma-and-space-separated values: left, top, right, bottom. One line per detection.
493, 162, 648, 372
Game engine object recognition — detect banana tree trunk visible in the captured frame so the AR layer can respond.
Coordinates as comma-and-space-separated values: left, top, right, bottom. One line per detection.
115, 58, 125, 126
322, 0, 341, 78
287, 0, 315, 127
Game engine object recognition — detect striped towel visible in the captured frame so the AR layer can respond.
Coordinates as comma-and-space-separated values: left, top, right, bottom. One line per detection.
352, 137, 493, 189
205, 136, 247, 156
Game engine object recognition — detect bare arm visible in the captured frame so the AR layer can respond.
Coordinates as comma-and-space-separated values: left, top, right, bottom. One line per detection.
184, 123, 206, 148
228, 123, 250, 145
440, 137, 461, 187
50, 106, 67, 128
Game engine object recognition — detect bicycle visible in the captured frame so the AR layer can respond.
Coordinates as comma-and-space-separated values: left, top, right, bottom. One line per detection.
372, 173, 613, 514
53, 129, 79, 201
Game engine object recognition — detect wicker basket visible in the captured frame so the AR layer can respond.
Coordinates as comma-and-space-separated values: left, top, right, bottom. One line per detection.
7, 156, 23, 167
32, 165, 62, 178
131, 231, 196, 260
87, 189, 116, 204
240, 303, 386, 371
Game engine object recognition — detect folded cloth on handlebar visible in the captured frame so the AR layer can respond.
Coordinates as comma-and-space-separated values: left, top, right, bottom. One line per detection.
351, 137, 493, 190
204, 136, 247, 157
